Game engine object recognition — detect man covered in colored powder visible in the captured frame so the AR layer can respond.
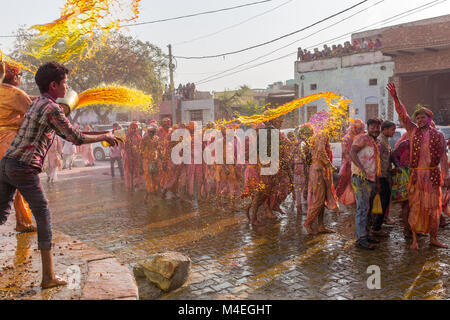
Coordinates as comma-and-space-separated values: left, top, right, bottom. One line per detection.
387, 83, 449, 250
372, 120, 396, 232
350, 118, 382, 250
109, 122, 124, 179
140, 123, 160, 205
0, 61, 37, 233
157, 117, 172, 193
304, 129, 338, 235
123, 122, 143, 192
292, 123, 314, 215
267, 117, 292, 216
186, 121, 203, 201
336, 119, 365, 207
80, 124, 96, 167
0, 61, 118, 288
391, 132, 411, 238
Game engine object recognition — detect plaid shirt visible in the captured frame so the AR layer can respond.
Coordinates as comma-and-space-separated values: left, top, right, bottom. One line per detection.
4, 93, 85, 171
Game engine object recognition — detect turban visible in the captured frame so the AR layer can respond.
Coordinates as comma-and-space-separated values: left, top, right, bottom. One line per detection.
3, 62, 21, 81
129, 122, 138, 129
350, 118, 365, 129
412, 105, 433, 120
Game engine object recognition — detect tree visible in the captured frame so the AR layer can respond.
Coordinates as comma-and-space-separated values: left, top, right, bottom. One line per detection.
9, 28, 169, 123
216, 85, 266, 120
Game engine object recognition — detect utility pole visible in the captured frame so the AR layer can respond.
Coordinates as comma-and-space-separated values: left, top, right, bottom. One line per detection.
168, 44, 176, 124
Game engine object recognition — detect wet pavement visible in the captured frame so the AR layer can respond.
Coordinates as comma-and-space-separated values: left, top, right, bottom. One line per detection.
2, 163, 450, 299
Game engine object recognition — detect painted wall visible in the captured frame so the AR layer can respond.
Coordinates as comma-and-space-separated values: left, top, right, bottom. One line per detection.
181, 99, 215, 124
295, 51, 396, 125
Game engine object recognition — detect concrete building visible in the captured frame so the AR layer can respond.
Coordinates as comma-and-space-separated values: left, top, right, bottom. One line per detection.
367, 14, 450, 125
295, 50, 395, 125
295, 14, 450, 127
180, 98, 215, 124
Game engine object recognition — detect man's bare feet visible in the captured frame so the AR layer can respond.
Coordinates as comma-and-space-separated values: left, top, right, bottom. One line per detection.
410, 242, 419, 250
384, 217, 395, 225
304, 224, 317, 235
41, 275, 67, 289
15, 225, 37, 233
430, 238, 448, 248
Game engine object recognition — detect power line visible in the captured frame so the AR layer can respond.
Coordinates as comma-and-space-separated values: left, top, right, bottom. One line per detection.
121, 0, 273, 27
0, 1, 274, 38
173, 0, 294, 46
174, 0, 370, 59
192, 0, 385, 84
194, 0, 447, 86
194, 0, 445, 84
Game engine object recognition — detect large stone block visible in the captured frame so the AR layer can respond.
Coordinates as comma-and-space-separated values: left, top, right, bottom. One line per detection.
139, 252, 191, 292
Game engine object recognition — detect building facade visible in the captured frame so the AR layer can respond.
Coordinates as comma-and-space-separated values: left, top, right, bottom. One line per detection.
180, 99, 215, 125
295, 51, 395, 124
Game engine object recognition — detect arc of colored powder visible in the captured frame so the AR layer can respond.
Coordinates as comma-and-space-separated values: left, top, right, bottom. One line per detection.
217, 92, 351, 126
77, 85, 156, 113
29, 0, 141, 65
1, 0, 141, 75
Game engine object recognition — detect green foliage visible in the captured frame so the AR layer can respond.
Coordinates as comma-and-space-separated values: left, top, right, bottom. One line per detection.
10, 27, 169, 123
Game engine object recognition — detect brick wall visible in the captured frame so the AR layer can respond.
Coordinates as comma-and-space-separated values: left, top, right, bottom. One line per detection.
394, 48, 450, 74
382, 20, 450, 50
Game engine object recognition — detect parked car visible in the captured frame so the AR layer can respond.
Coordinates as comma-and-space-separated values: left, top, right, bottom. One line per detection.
92, 141, 111, 161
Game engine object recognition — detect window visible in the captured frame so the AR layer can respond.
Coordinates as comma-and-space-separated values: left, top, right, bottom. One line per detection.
307, 105, 317, 121
310, 84, 317, 90
190, 110, 203, 121
369, 78, 378, 86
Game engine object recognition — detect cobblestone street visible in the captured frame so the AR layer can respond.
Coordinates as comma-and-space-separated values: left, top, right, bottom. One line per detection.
3, 164, 450, 299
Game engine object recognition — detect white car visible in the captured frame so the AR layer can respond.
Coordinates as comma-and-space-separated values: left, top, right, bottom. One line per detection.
92, 141, 111, 161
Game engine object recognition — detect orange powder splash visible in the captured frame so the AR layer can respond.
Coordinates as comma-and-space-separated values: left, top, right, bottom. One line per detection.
1, 0, 141, 74
76, 85, 156, 113
216, 92, 351, 139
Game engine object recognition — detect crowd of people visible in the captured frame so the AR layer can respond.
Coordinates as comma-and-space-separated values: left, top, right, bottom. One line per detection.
102, 96, 449, 251
298, 38, 383, 61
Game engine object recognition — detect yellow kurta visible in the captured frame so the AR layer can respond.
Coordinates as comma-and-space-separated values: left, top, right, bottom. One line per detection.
0, 84, 33, 228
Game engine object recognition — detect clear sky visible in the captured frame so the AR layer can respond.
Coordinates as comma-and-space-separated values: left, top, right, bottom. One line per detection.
1, 0, 449, 92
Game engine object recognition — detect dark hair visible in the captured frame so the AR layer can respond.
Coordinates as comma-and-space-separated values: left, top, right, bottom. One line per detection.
366, 118, 382, 127
381, 120, 395, 130
35, 62, 69, 94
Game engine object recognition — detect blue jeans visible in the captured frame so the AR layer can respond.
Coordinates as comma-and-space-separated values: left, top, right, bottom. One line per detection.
0, 158, 52, 250
351, 175, 377, 242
